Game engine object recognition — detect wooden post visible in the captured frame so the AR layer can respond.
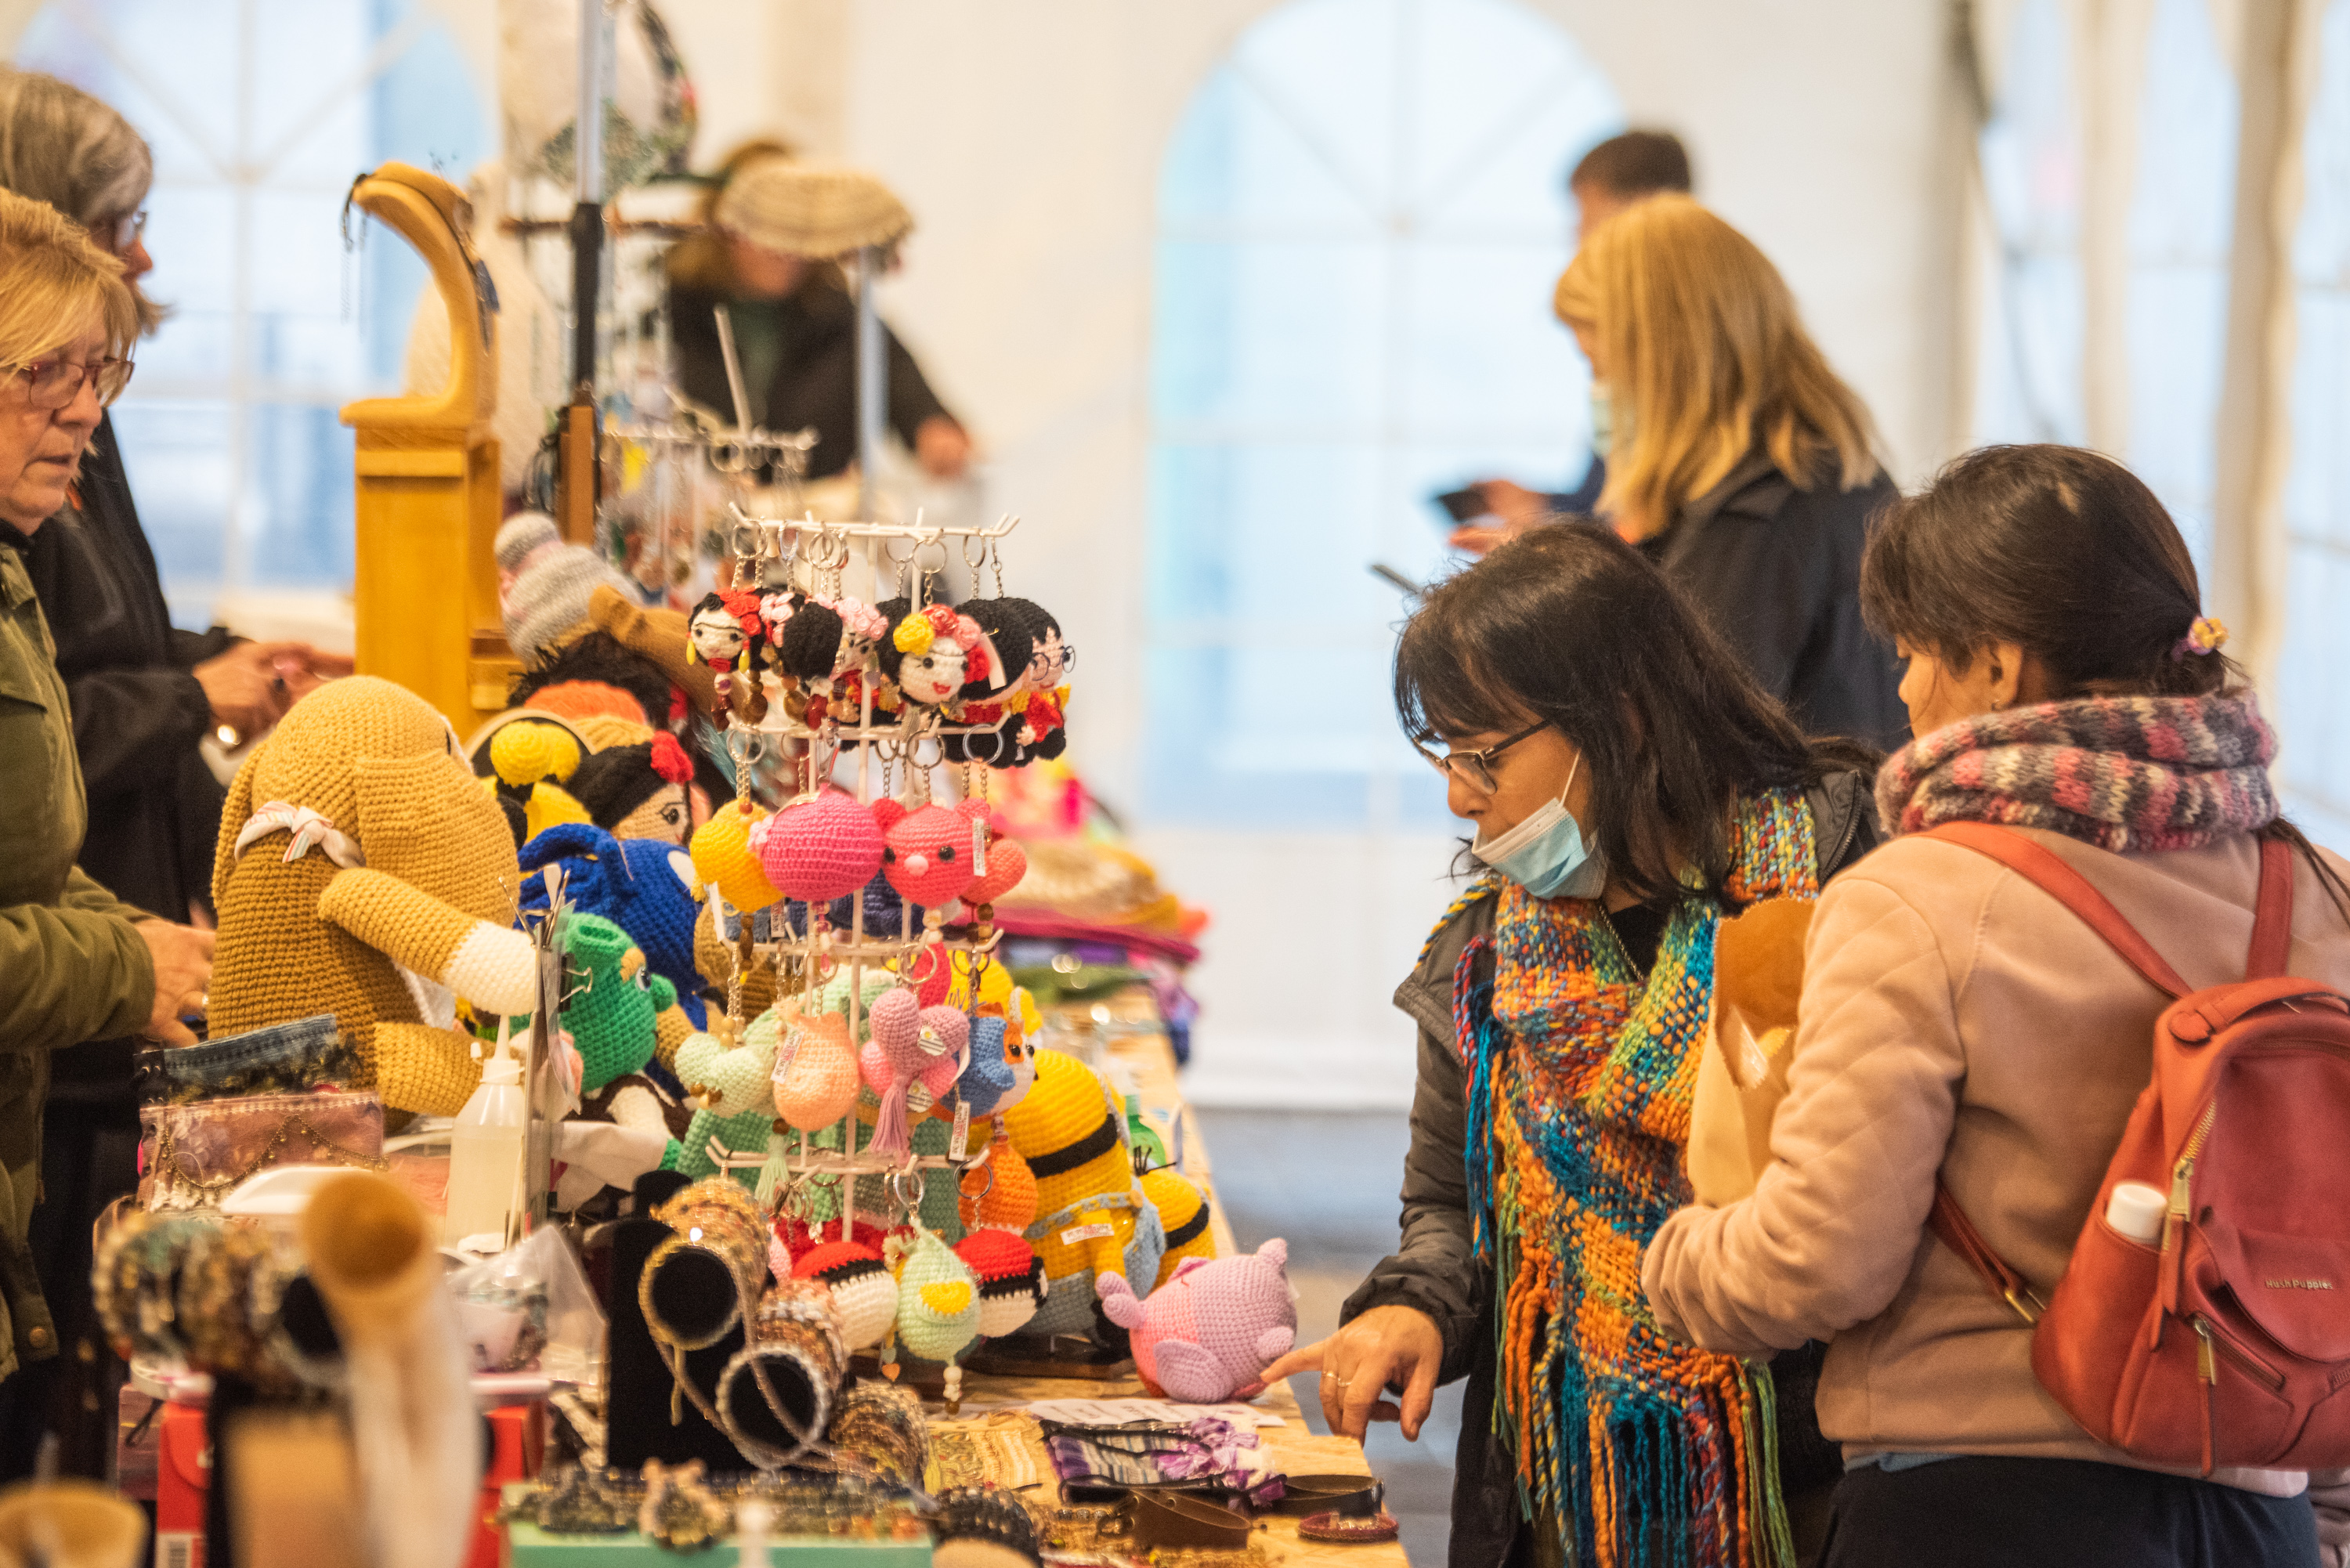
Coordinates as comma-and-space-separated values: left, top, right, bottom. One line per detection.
338, 162, 510, 730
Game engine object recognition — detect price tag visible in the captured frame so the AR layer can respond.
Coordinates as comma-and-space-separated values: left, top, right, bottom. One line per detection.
950, 1100, 972, 1161
972, 818, 989, 876
1059, 1222, 1115, 1245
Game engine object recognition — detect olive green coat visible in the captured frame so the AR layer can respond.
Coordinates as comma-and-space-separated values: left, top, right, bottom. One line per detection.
0, 535, 154, 1382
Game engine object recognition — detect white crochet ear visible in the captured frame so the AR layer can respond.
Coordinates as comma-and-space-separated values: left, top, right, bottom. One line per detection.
444, 922, 539, 1016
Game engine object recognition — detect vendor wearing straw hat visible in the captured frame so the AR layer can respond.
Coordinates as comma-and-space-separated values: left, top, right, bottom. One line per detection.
665, 145, 971, 483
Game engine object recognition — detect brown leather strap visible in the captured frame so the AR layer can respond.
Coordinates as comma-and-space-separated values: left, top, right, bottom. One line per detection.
2246, 834, 2298, 979
1924, 822, 2189, 997
1928, 1180, 2044, 1324
1130, 1492, 1253, 1550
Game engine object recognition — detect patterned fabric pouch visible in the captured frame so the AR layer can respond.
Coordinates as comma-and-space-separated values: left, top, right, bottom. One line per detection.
138, 1090, 387, 1211
134, 1015, 361, 1105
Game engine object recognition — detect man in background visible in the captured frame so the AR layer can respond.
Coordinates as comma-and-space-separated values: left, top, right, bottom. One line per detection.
1459, 129, 1692, 545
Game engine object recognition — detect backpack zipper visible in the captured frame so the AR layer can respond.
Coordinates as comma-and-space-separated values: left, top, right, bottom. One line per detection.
2164, 1104, 2218, 1325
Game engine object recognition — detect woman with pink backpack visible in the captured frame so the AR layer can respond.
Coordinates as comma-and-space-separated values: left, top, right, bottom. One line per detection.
1643, 443, 2350, 1566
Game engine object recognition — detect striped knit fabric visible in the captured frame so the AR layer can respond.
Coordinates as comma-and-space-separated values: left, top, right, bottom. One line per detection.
1875, 690, 2277, 851
1459, 789, 1817, 1568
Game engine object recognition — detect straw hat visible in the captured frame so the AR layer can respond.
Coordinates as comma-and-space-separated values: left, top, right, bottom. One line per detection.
713, 157, 913, 259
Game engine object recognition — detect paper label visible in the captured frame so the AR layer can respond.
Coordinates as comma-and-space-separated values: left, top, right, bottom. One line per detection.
951, 1101, 972, 1161
157, 1534, 203, 1568
972, 819, 989, 876
1059, 1222, 1115, 1245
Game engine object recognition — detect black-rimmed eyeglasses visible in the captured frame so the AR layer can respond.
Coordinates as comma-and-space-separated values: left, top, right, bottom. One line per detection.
1412, 720, 1545, 794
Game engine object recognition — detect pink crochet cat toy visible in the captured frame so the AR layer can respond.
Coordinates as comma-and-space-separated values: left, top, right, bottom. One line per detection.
872, 798, 987, 919
754, 790, 885, 905
859, 987, 967, 1158
1097, 1239, 1296, 1404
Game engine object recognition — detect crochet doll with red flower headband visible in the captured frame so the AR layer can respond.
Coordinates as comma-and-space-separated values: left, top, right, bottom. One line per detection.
686, 588, 767, 721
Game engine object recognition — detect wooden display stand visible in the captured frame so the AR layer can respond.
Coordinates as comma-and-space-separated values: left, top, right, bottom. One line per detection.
339, 161, 513, 731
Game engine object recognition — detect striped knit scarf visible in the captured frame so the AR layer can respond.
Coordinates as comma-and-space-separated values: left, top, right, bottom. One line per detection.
1875, 689, 2278, 851
1454, 788, 1817, 1568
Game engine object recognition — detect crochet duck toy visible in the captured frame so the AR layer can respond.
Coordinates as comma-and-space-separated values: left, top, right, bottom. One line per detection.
209, 677, 538, 1117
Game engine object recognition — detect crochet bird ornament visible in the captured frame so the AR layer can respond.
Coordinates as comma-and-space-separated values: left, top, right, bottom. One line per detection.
1097, 1239, 1296, 1404
884, 1221, 982, 1389
860, 988, 967, 1159
209, 677, 540, 1117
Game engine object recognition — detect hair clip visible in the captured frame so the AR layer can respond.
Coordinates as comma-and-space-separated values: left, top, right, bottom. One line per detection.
2174, 616, 2229, 659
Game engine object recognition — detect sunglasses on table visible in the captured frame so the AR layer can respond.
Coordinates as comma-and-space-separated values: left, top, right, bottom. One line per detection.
1412, 720, 1546, 794
5, 356, 135, 410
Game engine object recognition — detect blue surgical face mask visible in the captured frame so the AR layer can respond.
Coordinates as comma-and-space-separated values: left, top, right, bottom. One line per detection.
1471, 751, 1607, 899
1589, 381, 1619, 459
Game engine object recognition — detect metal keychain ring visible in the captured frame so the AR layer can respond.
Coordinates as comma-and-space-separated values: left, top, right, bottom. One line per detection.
913, 539, 949, 576
889, 1166, 925, 1212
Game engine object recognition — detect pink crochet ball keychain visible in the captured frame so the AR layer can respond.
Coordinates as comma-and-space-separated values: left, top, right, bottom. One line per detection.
860, 987, 967, 1158
755, 790, 885, 905
871, 798, 986, 913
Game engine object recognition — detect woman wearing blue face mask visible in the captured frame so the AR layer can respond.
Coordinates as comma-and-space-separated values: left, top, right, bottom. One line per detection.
1266, 525, 1881, 1568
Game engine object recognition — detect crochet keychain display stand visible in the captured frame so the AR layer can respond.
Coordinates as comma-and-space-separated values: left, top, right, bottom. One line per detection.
694, 510, 1036, 1255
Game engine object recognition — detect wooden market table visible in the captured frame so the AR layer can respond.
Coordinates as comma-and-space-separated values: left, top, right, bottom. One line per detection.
926, 986, 1412, 1566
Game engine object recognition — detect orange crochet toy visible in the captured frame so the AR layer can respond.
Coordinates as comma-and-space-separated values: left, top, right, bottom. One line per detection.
208, 677, 540, 1117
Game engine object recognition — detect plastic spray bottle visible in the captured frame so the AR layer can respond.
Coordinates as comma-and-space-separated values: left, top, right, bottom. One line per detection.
443, 1017, 529, 1248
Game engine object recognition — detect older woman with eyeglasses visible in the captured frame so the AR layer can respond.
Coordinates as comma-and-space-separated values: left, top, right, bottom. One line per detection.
0, 182, 212, 1476
1261, 526, 1882, 1566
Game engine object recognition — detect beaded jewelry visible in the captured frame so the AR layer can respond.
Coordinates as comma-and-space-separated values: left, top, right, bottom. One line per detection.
638, 1459, 728, 1553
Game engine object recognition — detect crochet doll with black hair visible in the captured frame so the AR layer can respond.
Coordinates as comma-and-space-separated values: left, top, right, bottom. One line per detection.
943, 595, 1042, 765
566, 730, 696, 844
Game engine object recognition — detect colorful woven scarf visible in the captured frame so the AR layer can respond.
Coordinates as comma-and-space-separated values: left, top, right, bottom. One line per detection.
1875, 689, 2277, 851
1455, 788, 1818, 1568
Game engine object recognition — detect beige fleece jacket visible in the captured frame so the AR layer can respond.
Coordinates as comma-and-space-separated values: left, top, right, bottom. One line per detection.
1642, 827, 2350, 1548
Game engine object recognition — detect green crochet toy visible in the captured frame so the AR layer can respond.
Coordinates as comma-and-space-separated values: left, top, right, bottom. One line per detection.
559, 909, 690, 1183
674, 1003, 783, 1187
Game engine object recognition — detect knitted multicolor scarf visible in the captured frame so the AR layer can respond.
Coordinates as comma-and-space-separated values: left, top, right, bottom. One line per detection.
1454, 788, 1818, 1568
1875, 689, 2278, 851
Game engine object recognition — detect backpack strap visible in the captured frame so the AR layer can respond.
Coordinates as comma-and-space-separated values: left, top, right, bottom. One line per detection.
2245, 834, 2296, 980
1922, 822, 2189, 998
1926, 1183, 2044, 1324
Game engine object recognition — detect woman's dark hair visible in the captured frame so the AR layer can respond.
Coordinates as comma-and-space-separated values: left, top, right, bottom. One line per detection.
1394, 526, 1873, 906
1860, 444, 2228, 698
1864, 443, 2350, 921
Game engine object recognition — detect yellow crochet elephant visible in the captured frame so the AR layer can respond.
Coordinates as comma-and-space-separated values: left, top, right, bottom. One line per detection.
209, 677, 540, 1116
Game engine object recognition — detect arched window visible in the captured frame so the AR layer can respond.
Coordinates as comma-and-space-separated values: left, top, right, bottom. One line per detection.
15, 0, 490, 627
1144, 0, 1620, 832
2278, 0, 2350, 840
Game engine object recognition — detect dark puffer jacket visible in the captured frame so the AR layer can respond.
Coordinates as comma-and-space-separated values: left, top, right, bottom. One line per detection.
1340, 771, 1881, 1566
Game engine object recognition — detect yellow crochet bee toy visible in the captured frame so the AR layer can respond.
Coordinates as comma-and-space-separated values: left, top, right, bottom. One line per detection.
208, 677, 540, 1117
1000, 1048, 1169, 1339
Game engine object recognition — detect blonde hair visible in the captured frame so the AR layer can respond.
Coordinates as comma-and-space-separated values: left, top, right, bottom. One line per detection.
1554, 194, 1878, 533
0, 182, 137, 368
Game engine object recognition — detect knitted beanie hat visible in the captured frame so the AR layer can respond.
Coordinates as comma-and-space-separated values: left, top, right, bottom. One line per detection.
521, 677, 649, 734
567, 732, 695, 834
509, 631, 675, 729
713, 157, 913, 260
497, 512, 637, 663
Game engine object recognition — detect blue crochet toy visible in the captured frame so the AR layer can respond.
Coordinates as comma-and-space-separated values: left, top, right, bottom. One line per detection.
520, 822, 707, 1027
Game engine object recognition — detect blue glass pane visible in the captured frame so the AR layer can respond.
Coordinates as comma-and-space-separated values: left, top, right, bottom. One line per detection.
244, 403, 357, 587
1231, 0, 1404, 214
1151, 240, 1386, 428
1397, 240, 1583, 432
1159, 68, 1374, 234
110, 401, 232, 589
